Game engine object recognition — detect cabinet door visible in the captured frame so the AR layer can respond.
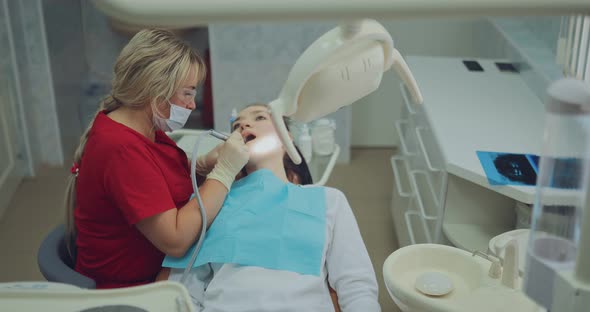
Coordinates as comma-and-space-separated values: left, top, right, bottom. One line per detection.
405, 207, 432, 244
0, 0, 25, 218
390, 156, 413, 247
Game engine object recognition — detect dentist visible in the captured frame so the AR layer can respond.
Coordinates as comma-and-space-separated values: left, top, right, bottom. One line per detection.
64, 29, 248, 288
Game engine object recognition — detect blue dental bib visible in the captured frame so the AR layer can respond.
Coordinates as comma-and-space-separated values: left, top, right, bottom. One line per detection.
163, 169, 326, 276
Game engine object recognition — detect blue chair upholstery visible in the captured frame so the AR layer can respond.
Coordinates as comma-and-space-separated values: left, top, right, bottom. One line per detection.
37, 224, 96, 289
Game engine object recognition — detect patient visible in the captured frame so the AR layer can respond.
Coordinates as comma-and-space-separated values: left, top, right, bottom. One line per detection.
159, 104, 380, 311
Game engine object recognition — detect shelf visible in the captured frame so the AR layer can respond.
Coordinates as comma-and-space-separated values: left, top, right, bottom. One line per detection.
442, 223, 514, 253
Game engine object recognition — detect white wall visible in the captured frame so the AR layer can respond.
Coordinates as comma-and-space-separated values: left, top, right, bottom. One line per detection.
352, 18, 507, 147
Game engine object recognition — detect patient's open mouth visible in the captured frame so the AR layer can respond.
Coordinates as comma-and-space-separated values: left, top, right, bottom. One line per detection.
245, 134, 256, 143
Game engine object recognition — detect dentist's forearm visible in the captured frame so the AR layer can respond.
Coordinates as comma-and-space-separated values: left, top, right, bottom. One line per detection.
136, 178, 228, 258
193, 178, 228, 227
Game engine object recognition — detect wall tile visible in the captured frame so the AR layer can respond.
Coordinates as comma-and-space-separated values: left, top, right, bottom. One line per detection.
209, 21, 351, 162
491, 17, 563, 102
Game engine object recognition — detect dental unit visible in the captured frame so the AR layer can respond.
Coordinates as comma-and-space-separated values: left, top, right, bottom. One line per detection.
182, 18, 424, 285
3, 0, 590, 311
207, 129, 229, 142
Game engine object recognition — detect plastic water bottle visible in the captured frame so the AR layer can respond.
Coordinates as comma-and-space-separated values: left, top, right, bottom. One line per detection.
297, 123, 313, 163
523, 78, 590, 309
311, 119, 336, 156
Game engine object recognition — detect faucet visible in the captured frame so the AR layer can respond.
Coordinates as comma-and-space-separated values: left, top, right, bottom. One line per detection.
501, 239, 519, 289
472, 250, 502, 279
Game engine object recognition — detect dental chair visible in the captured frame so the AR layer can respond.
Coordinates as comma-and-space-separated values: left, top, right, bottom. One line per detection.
37, 224, 96, 289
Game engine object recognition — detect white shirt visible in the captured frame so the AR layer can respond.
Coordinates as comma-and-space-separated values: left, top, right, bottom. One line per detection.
169, 186, 380, 312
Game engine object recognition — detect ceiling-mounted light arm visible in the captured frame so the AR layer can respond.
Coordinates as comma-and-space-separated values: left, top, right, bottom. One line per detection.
340, 20, 363, 40
270, 20, 423, 165
93, 0, 590, 27
392, 49, 424, 105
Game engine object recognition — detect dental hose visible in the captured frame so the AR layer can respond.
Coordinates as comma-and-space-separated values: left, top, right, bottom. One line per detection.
179, 130, 229, 285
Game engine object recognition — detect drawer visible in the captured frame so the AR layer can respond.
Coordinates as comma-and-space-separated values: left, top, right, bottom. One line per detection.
414, 126, 444, 172
390, 155, 413, 247
400, 82, 430, 129
400, 82, 424, 116
394, 119, 419, 156
413, 126, 446, 198
391, 156, 413, 199
404, 208, 433, 244
410, 170, 443, 242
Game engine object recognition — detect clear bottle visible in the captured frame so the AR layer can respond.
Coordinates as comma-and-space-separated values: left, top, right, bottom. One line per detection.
230, 108, 238, 125
297, 123, 313, 163
523, 78, 590, 310
311, 118, 336, 156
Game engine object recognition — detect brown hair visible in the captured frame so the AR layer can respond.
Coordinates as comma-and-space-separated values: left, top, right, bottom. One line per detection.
233, 103, 312, 185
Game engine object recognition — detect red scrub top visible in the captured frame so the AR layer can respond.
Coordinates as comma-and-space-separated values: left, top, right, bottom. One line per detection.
74, 112, 193, 289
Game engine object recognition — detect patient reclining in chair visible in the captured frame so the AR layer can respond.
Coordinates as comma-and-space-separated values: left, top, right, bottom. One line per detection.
159, 104, 380, 311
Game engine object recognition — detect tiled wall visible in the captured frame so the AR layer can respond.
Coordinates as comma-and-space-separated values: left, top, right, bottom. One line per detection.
491, 17, 563, 101
0, 0, 25, 172
41, 1, 211, 161
6, 0, 63, 170
43, 0, 88, 163
76, 1, 210, 130
208, 21, 351, 162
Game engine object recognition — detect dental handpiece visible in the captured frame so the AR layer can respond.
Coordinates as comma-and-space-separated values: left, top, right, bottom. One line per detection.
209, 129, 229, 141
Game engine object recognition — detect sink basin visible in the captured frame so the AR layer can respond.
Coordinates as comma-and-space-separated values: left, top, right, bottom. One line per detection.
383, 244, 543, 312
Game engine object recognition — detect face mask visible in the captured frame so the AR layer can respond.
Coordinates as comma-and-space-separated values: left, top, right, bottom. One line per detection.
153, 101, 192, 132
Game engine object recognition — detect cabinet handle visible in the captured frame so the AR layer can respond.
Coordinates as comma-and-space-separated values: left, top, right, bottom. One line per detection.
409, 171, 439, 244
391, 156, 412, 197
400, 82, 417, 115
410, 170, 440, 213
404, 210, 433, 244
415, 126, 441, 172
395, 120, 415, 156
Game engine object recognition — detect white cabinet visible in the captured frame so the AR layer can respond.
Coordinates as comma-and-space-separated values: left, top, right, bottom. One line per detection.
391, 83, 447, 247
391, 56, 552, 252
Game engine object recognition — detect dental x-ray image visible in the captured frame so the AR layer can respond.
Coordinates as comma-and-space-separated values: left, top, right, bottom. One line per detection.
477, 152, 538, 186
477, 151, 583, 188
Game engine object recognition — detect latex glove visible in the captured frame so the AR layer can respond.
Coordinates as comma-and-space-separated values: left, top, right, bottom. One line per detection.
207, 130, 249, 190
194, 143, 223, 177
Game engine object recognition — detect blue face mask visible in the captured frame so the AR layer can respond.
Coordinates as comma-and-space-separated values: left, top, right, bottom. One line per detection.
153, 101, 192, 132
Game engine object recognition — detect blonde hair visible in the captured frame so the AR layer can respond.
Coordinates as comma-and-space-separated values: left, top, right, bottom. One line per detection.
64, 29, 206, 256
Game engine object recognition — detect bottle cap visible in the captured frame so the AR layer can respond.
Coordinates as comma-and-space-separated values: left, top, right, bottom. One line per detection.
230, 108, 238, 123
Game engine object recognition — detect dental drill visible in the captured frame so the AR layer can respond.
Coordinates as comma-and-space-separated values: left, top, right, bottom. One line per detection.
180, 129, 229, 285
208, 129, 230, 141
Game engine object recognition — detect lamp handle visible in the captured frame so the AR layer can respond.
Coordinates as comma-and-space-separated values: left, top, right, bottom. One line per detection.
391, 48, 424, 105
270, 99, 302, 165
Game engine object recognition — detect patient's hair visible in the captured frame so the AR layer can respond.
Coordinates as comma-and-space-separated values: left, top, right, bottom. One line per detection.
285, 145, 313, 185
237, 103, 313, 185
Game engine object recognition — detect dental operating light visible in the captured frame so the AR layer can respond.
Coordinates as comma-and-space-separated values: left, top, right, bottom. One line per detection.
269, 19, 423, 164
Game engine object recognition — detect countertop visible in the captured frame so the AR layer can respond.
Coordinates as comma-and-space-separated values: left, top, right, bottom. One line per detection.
407, 56, 576, 204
